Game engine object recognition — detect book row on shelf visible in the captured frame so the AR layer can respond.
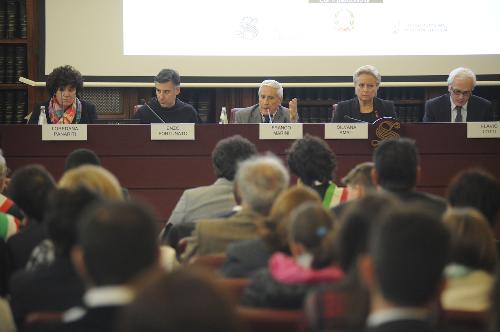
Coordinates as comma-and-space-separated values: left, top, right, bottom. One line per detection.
0, 90, 27, 124
0, 45, 26, 83
0, 0, 27, 39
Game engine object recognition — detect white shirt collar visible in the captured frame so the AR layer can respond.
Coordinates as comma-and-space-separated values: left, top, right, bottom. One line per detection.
83, 285, 135, 308
367, 307, 430, 327
63, 285, 135, 323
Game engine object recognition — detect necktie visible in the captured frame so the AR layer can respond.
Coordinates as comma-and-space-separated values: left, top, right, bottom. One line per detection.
455, 106, 463, 122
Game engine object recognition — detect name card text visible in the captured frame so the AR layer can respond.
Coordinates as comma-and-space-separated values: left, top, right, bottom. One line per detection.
324, 123, 368, 139
259, 123, 303, 140
151, 124, 195, 140
42, 125, 87, 141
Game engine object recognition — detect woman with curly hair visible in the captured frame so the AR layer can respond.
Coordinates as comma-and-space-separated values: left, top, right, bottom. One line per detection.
287, 134, 349, 208
28, 65, 97, 124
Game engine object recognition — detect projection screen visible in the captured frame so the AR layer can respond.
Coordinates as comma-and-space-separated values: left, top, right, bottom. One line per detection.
44, 0, 500, 81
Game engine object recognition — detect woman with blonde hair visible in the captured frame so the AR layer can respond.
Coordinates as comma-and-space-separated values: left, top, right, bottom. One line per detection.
441, 207, 497, 311
59, 165, 124, 201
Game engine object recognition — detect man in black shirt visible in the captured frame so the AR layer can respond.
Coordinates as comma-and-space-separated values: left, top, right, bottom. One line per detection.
134, 68, 201, 123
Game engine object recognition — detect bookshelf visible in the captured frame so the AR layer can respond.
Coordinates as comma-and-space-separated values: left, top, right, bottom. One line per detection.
0, 0, 37, 124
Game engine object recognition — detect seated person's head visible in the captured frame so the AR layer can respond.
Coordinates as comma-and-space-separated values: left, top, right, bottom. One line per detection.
447, 168, 500, 227
211, 135, 257, 181
7, 164, 56, 222
154, 69, 181, 108
342, 162, 375, 200
443, 207, 497, 273
288, 202, 336, 269
59, 165, 124, 201
73, 201, 159, 287
116, 267, 244, 332
287, 134, 337, 186
64, 148, 101, 171
336, 192, 398, 273
258, 80, 283, 115
235, 154, 289, 216
45, 187, 102, 257
46, 65, 83, 108
363, 205, 450, 307
372, 138, 419, 192
258, 186, 321, 253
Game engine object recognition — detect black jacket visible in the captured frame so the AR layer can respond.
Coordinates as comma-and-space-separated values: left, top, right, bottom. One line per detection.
332, 97, 396, 123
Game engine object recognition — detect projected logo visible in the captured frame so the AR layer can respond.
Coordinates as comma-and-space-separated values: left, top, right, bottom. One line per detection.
237, 17, 259, 40
334, 9, 355, 32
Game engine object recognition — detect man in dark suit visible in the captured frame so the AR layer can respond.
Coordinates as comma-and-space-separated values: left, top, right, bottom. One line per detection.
53, 201, 161, 332
372, 138, 447, 217
6, 165, 56, 273
423, 67, 493, 122
358, 205, 450, 332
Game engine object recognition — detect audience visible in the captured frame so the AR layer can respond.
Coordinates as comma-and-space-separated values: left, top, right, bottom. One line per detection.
241, 202, 343, 309
305, 193, 398, 332
222, 186, 321, 278
372, 138, 447, 216
116, 267, 245, 332
359, 204, 450, 332
163, 135, 257, 247
490, 265, 500, 332
59, 165, 124, 201
441, 207, 497, 312
287, 134, 349, 208
25, 164, 126, 271
3, 134, 499, 332
333, 161, 375, 216
447, 168, 500, 227
6, 165, 56, 273
0, 152, 23, 221
182, 154, 289, 260
64, 148, 101, 171
9, 187, 101, 328
53, 201, 162, 332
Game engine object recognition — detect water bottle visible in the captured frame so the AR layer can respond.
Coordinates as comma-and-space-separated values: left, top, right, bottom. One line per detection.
219, 106, 228, 124
38, 106, 47, 125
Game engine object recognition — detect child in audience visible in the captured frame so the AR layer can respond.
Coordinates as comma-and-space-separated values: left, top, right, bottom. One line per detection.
241, 202, 343, 309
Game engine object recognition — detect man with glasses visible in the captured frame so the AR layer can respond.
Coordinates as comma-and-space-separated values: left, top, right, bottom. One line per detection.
423, 67, 493, 122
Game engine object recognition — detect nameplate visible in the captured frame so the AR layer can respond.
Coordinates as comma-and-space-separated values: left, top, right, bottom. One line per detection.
151, 123, 195, 140
324, 123, 368, 139
467, 122, 500, 138
42, 124, 87, 141
259, 123, 303, 140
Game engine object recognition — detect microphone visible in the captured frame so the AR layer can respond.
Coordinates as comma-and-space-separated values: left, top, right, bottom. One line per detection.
143, 98, 165, 123
267, 108, 273, 124
344, 115, 367, 123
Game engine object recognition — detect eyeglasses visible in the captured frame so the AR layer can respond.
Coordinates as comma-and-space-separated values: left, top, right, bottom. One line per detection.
451, 88, 472, 97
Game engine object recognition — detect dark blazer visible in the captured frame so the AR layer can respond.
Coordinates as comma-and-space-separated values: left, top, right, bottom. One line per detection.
28, 100, 97, 124
9, 257, 85, 327
332, 97, 396, 123
221, 238, 273, 278
6, 222, 46, 273
423, 94, 493, 122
